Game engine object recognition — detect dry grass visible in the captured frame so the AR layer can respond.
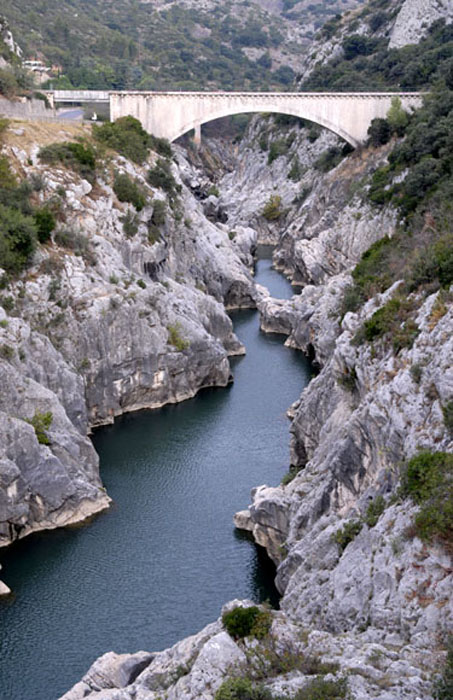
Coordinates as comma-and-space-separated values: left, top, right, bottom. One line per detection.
4, 119, 91, 153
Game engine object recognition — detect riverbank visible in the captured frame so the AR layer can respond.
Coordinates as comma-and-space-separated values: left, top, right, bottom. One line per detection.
0, 250, 313, 700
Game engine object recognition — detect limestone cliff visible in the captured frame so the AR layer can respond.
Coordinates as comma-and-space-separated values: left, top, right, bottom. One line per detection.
389, 0, 453, 48
0, 120, 256, 567
60, 105, 452, 699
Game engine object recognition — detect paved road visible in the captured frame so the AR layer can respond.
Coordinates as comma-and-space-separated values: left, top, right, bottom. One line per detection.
56, 108, 84, 120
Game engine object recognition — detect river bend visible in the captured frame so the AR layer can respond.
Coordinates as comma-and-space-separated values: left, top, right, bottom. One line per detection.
0, 247, 311, 700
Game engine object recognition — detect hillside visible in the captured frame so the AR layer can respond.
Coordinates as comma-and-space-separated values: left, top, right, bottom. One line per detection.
299, 0, 453, 89
0, 0, 361, 92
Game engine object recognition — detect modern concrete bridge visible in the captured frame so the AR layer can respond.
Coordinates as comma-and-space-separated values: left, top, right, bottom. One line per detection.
47, 90, 423, 147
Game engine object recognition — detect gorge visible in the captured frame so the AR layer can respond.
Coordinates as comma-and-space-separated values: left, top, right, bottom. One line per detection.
0, 1, 452, 699
0, 248, 312, 700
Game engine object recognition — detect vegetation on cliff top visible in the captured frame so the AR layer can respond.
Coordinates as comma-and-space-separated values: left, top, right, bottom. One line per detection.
342, 84, 453, 351
303, 19, 453, 92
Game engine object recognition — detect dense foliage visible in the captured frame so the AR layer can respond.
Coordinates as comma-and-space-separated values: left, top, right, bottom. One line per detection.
0, 0, 334, 91
303, 19, 453, 91
93, 116, 168, 164
113, 173, 147, 211
341, 83, 453, 337
401, 452, 453, 546
38, 141, 97, 182
0, 35, 32, 98
222, 606, 271, 640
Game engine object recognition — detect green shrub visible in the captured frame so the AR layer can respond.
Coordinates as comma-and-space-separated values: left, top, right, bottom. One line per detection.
259, 135, 268, 151
342, 34, 381, 60
0, 343, 14, 360
93, 116, 151, 164
294, 676, 348, 700
121, 210, 139, 238
387, 96, 409, 136
250, 609, 273, 640
410, 363, 423, 384
410, 234, 453, 290
26, 410, 53, 445
149, 135, 172, 159
0, 118, 9, 141
292, 186, 311, 206
267, 139, 289, 164
340, 284, 365, 316
314, 146, 350, 173
0, 68, 18, 97
352, 236, 392, 294
288, 156, 302, 182
0, 296, 14, 311
333, 520, 362, 553
0, 204, 37, 274
151, 199, 166, 227
364, 495, 386, 528
262, 195, 283, 221
0, 154, 16, 190
148, 159, 181, 199
401, 451, 453, 544
113, 172, 147, 211
368, 118, 391, 146
222, 606, 265, 640
215, 677, 272, 700
368, 166, 393, 206
307, 126, 321, 143
38, 141, 96, 182
355, 295, 419, 352
34, 207, 56, 243
167, 323, 189, 351
281, 464, 303, 486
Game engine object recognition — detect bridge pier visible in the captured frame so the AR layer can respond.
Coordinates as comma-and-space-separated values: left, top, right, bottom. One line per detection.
193, 123, 201, 147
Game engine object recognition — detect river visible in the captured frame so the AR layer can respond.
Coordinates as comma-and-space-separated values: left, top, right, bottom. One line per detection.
0, 246, 312, 700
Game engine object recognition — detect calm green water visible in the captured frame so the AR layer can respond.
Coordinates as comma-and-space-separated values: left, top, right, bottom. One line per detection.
0, 247, 311, 700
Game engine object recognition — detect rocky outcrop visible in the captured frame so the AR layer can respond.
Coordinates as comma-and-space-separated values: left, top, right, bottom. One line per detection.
0, 121, 256, 568
61, 599, 440, 700
0, 307, 110, 549
389, 0, 453, 48
240, 287, 453, 657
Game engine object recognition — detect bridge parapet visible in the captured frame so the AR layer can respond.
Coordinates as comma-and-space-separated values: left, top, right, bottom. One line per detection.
46, 90, 111, 103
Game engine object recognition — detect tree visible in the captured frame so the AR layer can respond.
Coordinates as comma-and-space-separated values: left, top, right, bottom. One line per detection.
368, 118, 391, 146
0, 204, 37, 273
387, 96, 409, 136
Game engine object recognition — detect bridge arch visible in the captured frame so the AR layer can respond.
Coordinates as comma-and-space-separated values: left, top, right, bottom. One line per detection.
109, 92, 423, 148
172, 104, 357, 147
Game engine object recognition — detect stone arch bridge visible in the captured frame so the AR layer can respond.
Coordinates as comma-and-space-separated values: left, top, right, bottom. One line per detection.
109, 91, 422, 147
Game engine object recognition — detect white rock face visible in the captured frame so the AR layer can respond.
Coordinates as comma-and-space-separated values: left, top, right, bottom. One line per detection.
0, 125, 257, 555
389, 0, 453, 48
6, 92, 452, 699
60, 600, 442, 699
